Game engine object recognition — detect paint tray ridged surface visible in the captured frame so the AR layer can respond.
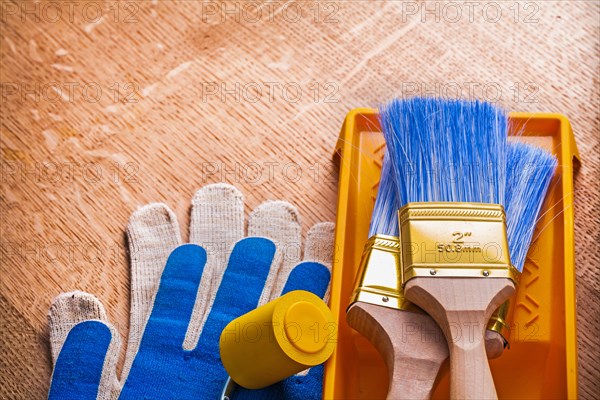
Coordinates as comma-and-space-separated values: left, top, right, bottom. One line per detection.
324, 109, 579, 399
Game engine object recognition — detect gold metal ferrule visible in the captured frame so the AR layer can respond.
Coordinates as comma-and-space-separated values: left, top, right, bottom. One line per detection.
487, 269, 522, 347
348, 234, 422, 313
398, 202, 520, 284
487, 300, 511, 347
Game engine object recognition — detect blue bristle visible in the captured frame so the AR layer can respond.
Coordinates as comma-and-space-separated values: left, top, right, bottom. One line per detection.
379, 97, 507, 206
505, 142, 557, 272
369, 151, 400, 237
378, 96, 557, 273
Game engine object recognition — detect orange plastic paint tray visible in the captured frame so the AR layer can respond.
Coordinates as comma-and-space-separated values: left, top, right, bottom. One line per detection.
324, 109, 579, 399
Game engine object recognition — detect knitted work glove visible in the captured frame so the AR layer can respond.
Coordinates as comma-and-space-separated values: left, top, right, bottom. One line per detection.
47, 183, 334, 400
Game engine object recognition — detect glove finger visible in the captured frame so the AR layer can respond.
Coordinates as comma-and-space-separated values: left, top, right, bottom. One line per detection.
303, 222, 335, 302
48, 291, 108, 364
186, 183, 244, 349
197, 237, 275, 351
49, 320, 119, 400
124, 203, 182, 377
48, 292, 121, 399
189, 183, 244, 248
281, 262, 331, 299
304, 222, 335, 267
135, 244, 206, 352
248, 201, 302, 304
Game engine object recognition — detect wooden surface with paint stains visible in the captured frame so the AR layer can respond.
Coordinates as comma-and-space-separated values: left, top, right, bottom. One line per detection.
1, 1, 598, 398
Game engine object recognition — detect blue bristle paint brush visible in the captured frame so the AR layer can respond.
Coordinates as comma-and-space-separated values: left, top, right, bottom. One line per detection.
484, 141, 558, 353
505, 141, 558, 272
368, 152, 401, 238
348, 141, 556, 399
380, 97, 516, 400
347, 152, 448, 400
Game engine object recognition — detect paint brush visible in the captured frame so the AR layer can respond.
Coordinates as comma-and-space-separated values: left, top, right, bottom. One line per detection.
485, 139, 558, 358
347, 151, 448, 399
489, 140, 558, 345
505, 141, 557, 274
380, 97, 516, 399
346, 140, 556, 398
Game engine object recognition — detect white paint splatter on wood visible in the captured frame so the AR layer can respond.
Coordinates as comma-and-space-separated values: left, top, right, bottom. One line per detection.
84, 17, 104, 34
42, 130, 58, 152
67, 137, 129, 164
33, 214, 45, 235
118, 185, 133, 204
166, 61, 193, 79
51, 64, 75, 73
31, 109, 40, 121
51, 86, 70, 102
142, 83, 159, 97
5, 37, 16, 54
267, 53, 292, 71
29, 39, 43, 62
48, 113, 63, 122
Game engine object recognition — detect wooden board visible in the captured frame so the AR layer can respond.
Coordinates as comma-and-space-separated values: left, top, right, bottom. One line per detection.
1, 1, 598, 398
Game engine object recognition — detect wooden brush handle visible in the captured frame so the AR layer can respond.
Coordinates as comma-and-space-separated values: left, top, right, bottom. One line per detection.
404, 278, 515, 400
347, 302, 448, 400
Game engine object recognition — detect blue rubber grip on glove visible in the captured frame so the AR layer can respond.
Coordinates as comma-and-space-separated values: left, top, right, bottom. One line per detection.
48, 321, 112, 400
